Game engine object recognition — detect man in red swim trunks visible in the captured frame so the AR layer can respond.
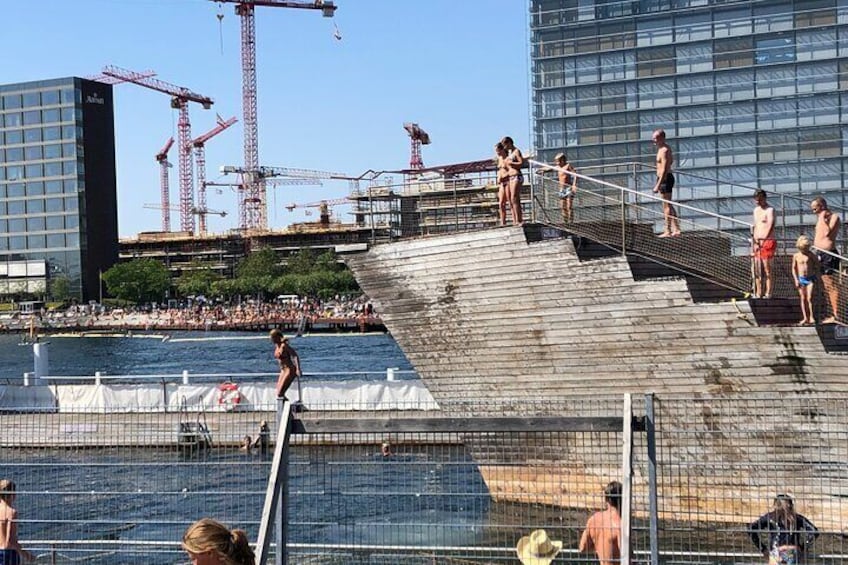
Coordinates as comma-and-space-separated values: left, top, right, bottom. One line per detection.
752, 189, 776, 298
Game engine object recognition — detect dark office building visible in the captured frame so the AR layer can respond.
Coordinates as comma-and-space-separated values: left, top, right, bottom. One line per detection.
529, 0, 846, 242
0, 77, 118, 301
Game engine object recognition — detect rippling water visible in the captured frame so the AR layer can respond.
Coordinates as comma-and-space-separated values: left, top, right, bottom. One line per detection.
0, 332, 413, 381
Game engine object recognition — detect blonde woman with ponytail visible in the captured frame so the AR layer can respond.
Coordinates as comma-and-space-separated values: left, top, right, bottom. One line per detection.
182, 518, 255, 565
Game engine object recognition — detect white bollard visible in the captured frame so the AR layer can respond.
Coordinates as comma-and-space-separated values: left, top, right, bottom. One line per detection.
23, 372, 32, 387
386, 367, 396, 382
95, 371, 102, 386
182, 370, 190, 385
33, 342, 49, 386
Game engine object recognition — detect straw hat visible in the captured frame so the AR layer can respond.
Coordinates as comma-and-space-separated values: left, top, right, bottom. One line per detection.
516, 529, 562, 565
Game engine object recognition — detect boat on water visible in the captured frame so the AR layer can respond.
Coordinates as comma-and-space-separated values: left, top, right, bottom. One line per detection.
341, 164, 848, 529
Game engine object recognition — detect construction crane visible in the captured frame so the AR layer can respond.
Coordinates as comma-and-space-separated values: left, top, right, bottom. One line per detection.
143, 203, 228, 218
155, 137, 175, 232
285, 197, 350, 225
87, 69, 157, 84
192, 115, 238, 235
209, 0, 337, 231
403, 122, 431, 170
102, 65, 214, 234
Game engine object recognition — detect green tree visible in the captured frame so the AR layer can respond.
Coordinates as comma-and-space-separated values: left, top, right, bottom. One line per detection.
102, 259, 170, 303
49, 275, 72, 302
236, 248, 282, 279
286, 248, 316, 275
175, 262, 222, 297
314, 250, 341, 272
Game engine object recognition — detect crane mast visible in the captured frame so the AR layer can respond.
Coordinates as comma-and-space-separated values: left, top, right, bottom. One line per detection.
102, 65, 214, 234
193, 115, 238, 234
155, 137, 175, 231
210, 0, 337, 230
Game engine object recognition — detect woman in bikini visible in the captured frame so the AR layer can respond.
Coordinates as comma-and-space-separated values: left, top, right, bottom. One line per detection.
269, 329, 301, 399
0, 480, 33, 565
501, 136, 524, 225
494, 143, 510, 226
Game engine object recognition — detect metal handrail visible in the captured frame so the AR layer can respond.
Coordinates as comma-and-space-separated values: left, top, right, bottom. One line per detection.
36, 369, 419, 383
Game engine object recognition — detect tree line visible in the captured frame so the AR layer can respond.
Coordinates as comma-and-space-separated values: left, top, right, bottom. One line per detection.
101, 248, 359, 304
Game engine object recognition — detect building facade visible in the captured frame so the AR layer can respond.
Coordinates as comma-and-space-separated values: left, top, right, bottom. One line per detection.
529, 0, 846, 242
0, 77, 118, 302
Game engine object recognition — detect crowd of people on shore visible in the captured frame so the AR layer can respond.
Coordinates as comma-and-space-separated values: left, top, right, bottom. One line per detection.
0, 294, 378, 333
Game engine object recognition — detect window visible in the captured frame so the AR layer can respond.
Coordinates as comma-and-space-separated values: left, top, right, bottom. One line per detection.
714, 8, 751, 38
602, 83, 627, 112
758, 131, 798, 161
756, 67, 796, 97
24, 146, 43, 161
576, 115, 602, 144
46, 233, 65, 249
677, 138, 716, 167
796, 1, 837, 28
5, 147, 23, 163
758, 99, 797, 130
575, 54, 599, 83
8, 218, 26, 233
22, 92, 40, 107
24, 128, 42, 143
45, 180, 63, 194
717, 103, 756, 133
677, 106, 715, 136
537, 89, 564, 119
62, 161, 76, 176
716, 70, 754, 101
26, 199, 45, 214
43, 126, 61, 142
42, 90, 60, 106
23, 110, 41, 125
62, 143, 76, 158
5, 112, 22, 127
798, 94, 839, 126
28, 216, 45, 231
45, 198, 64, 213
46, 216, 64, 230
754, 3, 793, 33
675, 12, 711, 42
60, 89, 77, 105
575, 85, 600, 113
638, 46, 675, 77
637, 17, 673, 46
28, 235, 46, 249
7, 183, 25, 198
25, 163, 44, 179
64, 196, 78, 211
537, 58, 565, 88
6, 166, 23, 182
66, 232, 79, 248
801, 160, 840, 192
65, 214, 78, 229
598, 24, 635, 50
60, 107, 76, 122
44, 144, 62, 159
7, 200, 25, 215
601, 113, 637, 142
755, 36, 795, 64
714, 37, 753, 69
639, 110, 675, 139
676, 42, 712, 73
42, 108, 61, 124
797, 62, 838, 93
5, 130, 22, 144
44, 162, 62, 177
600, 51, 636, 80
797, 29, 837, 61
62, 125, 77, 140
760, 163, 799, 193
2, 94, 22, 109
638, 78, 675, 108
718, 134, 757, 165
799, 126, 841, 159
677, 75, 714, 104
26, 181, 45, 196
9, 236, 26, 251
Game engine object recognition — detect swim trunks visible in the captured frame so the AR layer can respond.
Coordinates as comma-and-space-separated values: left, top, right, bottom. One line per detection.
754, 238, 776, 260
659, 172, 675, 194
798, 275, 816, 286
769, 546, 800, 565
0, 549, 20, 565
559, 189, 575, 199
817, 250, 841, 275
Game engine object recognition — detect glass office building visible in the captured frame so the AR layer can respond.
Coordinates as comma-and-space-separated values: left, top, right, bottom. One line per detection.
529, 0, 846, 239
0, 77, 118, 301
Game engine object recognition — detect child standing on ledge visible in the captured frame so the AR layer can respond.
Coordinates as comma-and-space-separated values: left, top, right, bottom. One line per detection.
792, 235, 820, 326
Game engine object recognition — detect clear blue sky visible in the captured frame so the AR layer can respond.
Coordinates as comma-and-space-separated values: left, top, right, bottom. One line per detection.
3, 0, 530, 237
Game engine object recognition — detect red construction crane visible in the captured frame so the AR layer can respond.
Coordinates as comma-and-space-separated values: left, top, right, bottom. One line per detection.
403, 122, 431, 170
155, 137, 175, 232
101, 65, 214, 234
87, 69, 157, 84
192, 115, 238, 234
285, 197, 350, 226
210, 0, 337, 231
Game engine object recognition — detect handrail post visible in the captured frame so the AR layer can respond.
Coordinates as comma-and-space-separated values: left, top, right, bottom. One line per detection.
645, 394, 660, 565
621, 393, 633, 565
620, 186, 627, 257
780, 194, 787, 256
255, 398, 293, 565
632, 163, 640, 224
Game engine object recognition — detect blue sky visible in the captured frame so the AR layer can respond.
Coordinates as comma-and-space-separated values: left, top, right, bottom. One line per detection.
3, 0, 530, 237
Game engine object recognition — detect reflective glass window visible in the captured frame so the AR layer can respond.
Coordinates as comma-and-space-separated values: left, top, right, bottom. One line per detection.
26, 181, 44, 196
42, 108, 61, 124
717, 103, 756, 133
45, 180, 62, 194
800, 126, 841, 159
28, 234, 45, 249
638, 46, 675, 77
45, 215, 64, 230
716, 70, 754, 101
675, 12, 711, 42
575, 85, 600, 113
26, 199, 45, 214
677, 75, 714, 104
7, 200, 25, 215
7, 183, 25, 198
64, 196, 78, 211
600, 51, 636, 80
537, 58, 565, 88
5, 147, 23, 163
718, 134, 757, 165
755, 36, 795, 64
45, 198, 63, 213
5, 130, 22, 144
639, 109, 675, 139
10, 236, 26, 251
760, 163, 799, 193
713, 8, 751, 38
537, 89, 564, 119
757, 99, 797, 130
540, 120, 566, 149
66, 232, 79, 248
575, 54, 599, 84
8, 218, 26, 233
62, 143, 76, 158
677, 106, 715, 136
6, 166, 23, 181
46, 233, 65, 248
62, 161, 76, 176
24, 128, 42, 143
23, 110, 41, 125
65, 214, 78, 229
22, 92, 40, 107
676, 42, 712, 73
714, 37, 753, 68
28, 216, 45, 231
25, 163, 43, 179
61, 107, 76, 122
60, 89, 75, 105
800, 160, 840, 192
797, 29, 837, 61
44, 162, 62, 177
754, 3, 793, 33
24, 146, 43, 161
62, 125, 76, 140
799, 94, 839, 126
43, 126, 61, 142
758, 131, 798, 161
2, 94, 22, 109
637, 17, 673, 46
44, 144, 61, 159
797, 62, 838, 93
42, 90, 60, 106
63, 179, 77, 193
796, 1, 837, 28
756, 67, 796, 97
0, 237, 6, 250
677, 137, 716, 167
638, 78, 675, 108
5, 112, 22, 127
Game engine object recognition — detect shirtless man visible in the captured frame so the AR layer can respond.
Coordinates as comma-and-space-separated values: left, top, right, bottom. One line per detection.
651, 129, 681, 237
579, 481, 622, 565
555, 152, 577, 223
0, 479, 34, 564
752, 190, 776, 299
811, 197, 842, 323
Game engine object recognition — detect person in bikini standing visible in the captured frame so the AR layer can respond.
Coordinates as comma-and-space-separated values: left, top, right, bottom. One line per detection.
752, 189, 776, 299
501, 136, 524, 226
494, 143, 510, 226
811, 196, 842, 323
652, 129, 681, 237
269, 329, 302, 400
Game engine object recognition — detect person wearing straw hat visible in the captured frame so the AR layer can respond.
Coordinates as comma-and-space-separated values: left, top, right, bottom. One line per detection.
516, 529, 562, 564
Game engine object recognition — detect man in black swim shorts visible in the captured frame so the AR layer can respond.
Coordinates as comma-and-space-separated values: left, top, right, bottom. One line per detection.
652, 129, 681, 237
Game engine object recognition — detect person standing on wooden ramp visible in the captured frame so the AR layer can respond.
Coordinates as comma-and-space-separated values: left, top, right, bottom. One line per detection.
269, 329, 302, 401
651, 129, 681, 237
752, 189, 776, 299
811, 196, 842, 323
555, 152, 577, 223
579, 481, 622, 565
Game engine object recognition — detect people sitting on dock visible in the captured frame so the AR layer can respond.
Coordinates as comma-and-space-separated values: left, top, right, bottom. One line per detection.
270, 330, 302, 400
752, 189, 776, 299
579, 480, 622, 565
811, 197, 842, 324
0, 479, 34, 564
749, 493, 818, 565
792, 235, 820, 326
182, 518, 255, 565
516, 529, 562, 565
